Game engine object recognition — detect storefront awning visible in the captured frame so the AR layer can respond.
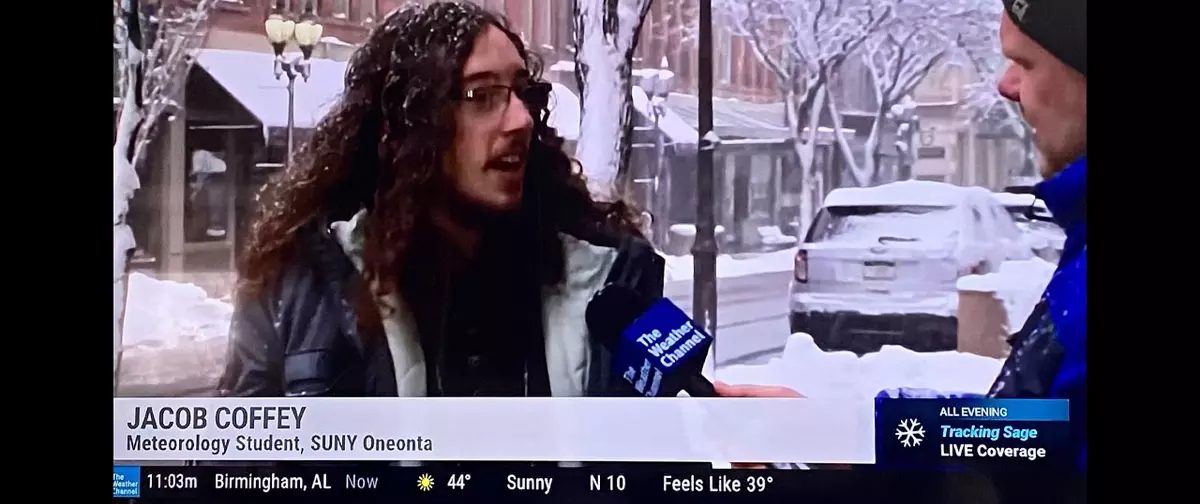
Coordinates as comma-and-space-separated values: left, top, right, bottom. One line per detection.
665, 93, 790, 141
194, 49, 582, 140
195, 49, 345, 133
631, 86, 698, 144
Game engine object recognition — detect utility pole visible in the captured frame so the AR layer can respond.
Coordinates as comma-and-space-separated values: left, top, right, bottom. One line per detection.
693, 0, 718, 339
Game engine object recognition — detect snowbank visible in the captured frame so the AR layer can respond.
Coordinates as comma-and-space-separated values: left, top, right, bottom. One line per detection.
717, 333, 1005, 398
957, 257, 1056, 332
663, 248, 797, 282
117, 273, 233, 396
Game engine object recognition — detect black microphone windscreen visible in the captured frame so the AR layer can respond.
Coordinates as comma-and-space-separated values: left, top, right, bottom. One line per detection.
585, 284, 650, 350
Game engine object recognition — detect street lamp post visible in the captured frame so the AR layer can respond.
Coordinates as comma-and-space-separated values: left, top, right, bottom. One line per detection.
694, 0, 719, 342
889, 98, 919, 181
264, 0, 323, 172
639, 57, 675, 245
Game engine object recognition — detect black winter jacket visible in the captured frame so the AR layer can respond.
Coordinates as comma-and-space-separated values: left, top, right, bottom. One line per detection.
218, 219, 665, 399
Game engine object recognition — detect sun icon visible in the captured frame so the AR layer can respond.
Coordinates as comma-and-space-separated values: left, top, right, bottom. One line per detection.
417, 473, 435, 491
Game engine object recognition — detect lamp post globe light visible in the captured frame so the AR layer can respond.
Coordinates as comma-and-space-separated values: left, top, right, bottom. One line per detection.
264, 0, 323, 171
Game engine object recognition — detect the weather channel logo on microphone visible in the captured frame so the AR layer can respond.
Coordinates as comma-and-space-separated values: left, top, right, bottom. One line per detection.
617, 298, 712, 396
113, 466, 141, 498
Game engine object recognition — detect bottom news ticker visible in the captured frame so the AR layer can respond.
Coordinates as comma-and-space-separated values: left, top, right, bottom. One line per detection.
113, 464, 1082, 502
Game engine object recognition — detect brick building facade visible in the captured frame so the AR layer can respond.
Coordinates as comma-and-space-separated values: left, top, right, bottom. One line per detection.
201, 0, 777, 102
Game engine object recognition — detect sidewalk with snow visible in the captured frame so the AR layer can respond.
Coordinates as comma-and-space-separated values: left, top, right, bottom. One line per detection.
662, 248, 797, 282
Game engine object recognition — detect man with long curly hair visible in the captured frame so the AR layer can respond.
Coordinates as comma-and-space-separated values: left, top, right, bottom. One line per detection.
219, 2, 661, 401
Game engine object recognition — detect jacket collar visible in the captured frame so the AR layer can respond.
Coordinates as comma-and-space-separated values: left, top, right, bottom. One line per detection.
1035, 155, 1086, 230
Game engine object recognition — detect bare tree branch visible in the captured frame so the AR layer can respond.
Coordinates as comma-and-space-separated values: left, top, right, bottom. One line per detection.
114, 0, 218, 393
126, 1, 217, 166
712, 0, 898, 234
952, 0, 1029, 137
824, 0, 988, 186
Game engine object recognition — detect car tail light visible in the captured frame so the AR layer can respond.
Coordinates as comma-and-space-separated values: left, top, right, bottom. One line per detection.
794, 249, 808, 283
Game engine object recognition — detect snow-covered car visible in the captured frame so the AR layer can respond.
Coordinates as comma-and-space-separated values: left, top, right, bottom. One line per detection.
992, 192, 1066, 262
789, 181, 1032, 355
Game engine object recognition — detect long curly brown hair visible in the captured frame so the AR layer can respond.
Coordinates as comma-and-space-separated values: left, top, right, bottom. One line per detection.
237, 1, 643, 302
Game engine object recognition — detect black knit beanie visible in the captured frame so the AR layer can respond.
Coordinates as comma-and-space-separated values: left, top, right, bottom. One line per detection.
1001, 0, 1087, 77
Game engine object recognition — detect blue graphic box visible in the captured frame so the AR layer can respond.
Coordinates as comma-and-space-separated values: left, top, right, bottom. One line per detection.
113, 465, 141, 498
875, 398, 1071, 469
613, 298, 713, 396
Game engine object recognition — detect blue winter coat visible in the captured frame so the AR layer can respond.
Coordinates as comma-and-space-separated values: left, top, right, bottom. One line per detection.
879, 156, 1087, 470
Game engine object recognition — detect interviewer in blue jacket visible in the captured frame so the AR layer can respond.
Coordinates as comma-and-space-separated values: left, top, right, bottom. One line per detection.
717, 0, 1086, 471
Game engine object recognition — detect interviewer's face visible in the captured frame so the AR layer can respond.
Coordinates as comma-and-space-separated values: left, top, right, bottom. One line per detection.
996, 14, 1087, 178
445, 25, 537, 213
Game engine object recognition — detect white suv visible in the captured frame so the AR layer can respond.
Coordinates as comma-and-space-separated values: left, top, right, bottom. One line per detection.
789, 181, 1031, 355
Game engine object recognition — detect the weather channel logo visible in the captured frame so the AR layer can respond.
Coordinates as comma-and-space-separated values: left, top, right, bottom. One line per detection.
113, 466, 141, 498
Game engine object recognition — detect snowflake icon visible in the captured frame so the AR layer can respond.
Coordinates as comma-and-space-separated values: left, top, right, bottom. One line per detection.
895, 419, 925, 447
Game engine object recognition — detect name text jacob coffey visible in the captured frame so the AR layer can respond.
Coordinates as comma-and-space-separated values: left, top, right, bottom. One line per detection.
123, 406, 433, 456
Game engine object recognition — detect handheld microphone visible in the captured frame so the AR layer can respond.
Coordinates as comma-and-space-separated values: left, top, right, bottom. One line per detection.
585, 284, 717, 397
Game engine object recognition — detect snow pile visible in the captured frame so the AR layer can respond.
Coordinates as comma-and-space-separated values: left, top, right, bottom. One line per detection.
717, 333, 1005, 398
667, 223, 726, 237
118, 273, 233, 395
662, 248, 797, 282
548, 60, 575, 72
957, 257, 1057, 332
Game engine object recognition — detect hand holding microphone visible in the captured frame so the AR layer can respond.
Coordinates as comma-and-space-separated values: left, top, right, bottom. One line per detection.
586, 284, 811, 469
713, 382, 803, 398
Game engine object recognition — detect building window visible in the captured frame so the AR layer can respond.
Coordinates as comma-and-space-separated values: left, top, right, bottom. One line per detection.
185, 138, 231, 244
357, 0, 376, 24
552, 2, 573, 58
330, 0, 349, 19
536, 0, 552, 53
520, 0, 534, 44
716, 29, 732, 86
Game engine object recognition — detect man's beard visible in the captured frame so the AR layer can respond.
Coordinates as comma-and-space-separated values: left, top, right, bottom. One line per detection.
441, 184, 525, 234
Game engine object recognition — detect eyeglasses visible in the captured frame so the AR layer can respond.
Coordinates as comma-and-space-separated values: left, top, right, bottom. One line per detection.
459, 81, 551, 120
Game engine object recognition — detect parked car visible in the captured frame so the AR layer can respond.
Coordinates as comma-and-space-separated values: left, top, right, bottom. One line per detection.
789, 181, 1031, 355
992, 192, 1066, 262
